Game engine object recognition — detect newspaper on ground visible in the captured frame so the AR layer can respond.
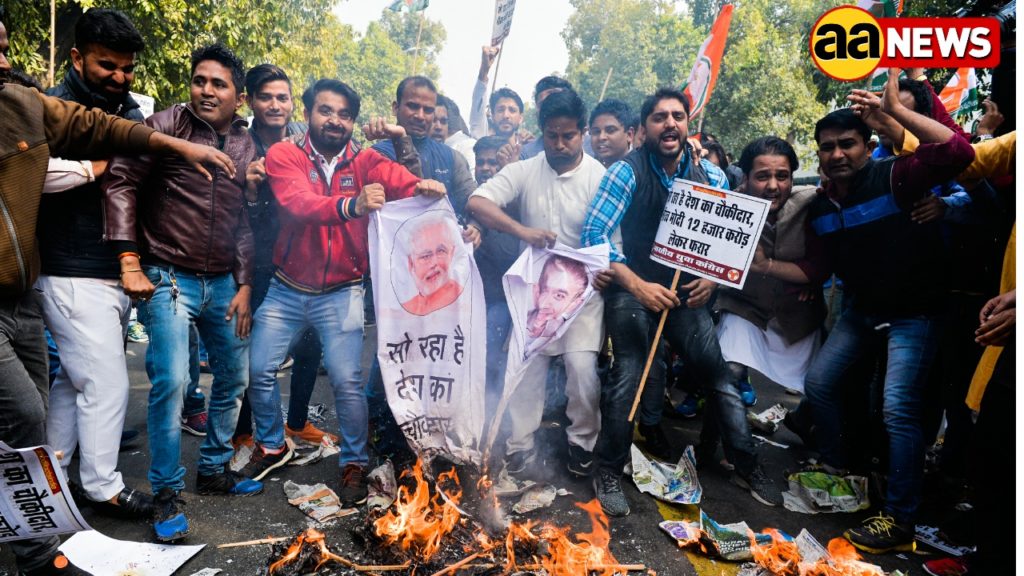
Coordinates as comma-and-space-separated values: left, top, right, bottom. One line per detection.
737, 563, 772, 576
782, 471, 870, 514
510, 484, 570, 514
0, 441, 90, 543
492, 466, 537, 498
282, 481, 357, 523
915, 525, 975, 557
59, 529, 203, 575
746, 403, 788, 434
367, 461, 398, 512
630, 444, 702, 505
187, 569, 223, 576
288, 435, 340, 467
658, 510, 774, 562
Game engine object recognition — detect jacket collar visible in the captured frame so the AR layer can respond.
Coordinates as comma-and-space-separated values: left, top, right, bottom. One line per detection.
300, 134, 360, 169
182, 102, 250, 136
62, 67, 140, 117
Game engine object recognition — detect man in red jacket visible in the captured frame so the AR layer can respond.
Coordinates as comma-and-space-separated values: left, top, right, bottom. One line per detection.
243, 78, 444, 506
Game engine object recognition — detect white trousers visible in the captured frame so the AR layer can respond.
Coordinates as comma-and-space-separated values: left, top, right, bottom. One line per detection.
506, 351, 601, 454
36, 275, 130, 502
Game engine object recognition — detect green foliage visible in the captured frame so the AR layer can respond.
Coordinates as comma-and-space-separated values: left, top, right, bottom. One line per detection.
5, 0, 444, 120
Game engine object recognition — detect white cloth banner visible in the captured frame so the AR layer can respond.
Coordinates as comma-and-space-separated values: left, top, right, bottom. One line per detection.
491, 0, 517, 46
369, 196, 486, 464
651, 178, 770, 289
0, 442, 90, 542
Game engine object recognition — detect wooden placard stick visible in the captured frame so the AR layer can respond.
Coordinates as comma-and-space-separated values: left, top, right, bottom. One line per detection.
627, 269, 681, 422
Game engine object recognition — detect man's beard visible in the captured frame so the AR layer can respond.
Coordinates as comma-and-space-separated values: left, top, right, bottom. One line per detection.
0, 69, 11, 84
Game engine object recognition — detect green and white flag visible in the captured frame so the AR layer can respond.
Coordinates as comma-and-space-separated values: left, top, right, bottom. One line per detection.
938, 68, 979, 118
856, 0, 904, 18
388, 0, 429, 12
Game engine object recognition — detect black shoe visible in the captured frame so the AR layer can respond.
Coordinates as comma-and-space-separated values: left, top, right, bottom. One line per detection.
20, 553, 92, 575
196, 470, 263, 496
504, 449, 537, 477
592, 467, 630, 517
844, 513, 916, 554
239, 445, 294, 481
637, 422, 672, 461
338, 463, 368, 506
567, 444, 594, 477
152, 487, 189, 542
731, 465, 784, 507
89, 487, 156, 519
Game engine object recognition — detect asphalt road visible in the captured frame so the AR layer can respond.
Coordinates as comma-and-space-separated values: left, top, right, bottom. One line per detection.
1, 329, 938, 575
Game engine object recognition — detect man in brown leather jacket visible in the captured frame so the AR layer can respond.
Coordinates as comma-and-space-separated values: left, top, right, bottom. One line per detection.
102, 43, 260, 543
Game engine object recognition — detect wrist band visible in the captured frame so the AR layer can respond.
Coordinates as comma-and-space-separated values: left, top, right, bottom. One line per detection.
120, 269, 143, 275
118, 251, 140, 261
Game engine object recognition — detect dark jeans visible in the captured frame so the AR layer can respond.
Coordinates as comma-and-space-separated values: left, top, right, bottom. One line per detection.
971, 351, 1014, 574
597, 291, 756, 475
0, 291, 61, 570
805, 308, 939, 524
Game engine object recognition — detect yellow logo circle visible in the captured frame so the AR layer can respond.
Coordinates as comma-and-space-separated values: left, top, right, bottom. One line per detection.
810, 6, 882, 82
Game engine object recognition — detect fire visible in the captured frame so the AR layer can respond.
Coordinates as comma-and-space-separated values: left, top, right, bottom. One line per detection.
372, 460, 463, 562
748, 530, 885, 576
504, 499, 621, 576
267, 528, 350, 574
749, 529, 801, 576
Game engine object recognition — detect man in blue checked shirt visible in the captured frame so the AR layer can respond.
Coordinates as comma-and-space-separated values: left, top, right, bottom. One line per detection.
581, 88, 782, 517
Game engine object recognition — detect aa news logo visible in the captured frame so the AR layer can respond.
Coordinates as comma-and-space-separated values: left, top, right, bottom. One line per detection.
810, 6, 1001, 81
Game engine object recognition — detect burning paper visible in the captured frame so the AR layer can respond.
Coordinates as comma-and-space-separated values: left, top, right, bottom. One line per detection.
659, 510, 774, 561
630, 444, 702, 504
367, 460, 398, 512
59, 530, 203, 576
282, 481, 357, 523
511, 484, 569, 514
747, 403, 789, 434
782, 471, 870, 514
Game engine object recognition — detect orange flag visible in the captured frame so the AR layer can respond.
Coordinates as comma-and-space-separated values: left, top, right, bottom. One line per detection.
682, 4, 734, 118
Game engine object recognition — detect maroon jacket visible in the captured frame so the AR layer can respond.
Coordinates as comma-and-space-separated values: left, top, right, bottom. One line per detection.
103, 104, 256, 285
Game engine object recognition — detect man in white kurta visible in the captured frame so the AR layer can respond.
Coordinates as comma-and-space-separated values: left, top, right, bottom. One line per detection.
467, 89, 613, 479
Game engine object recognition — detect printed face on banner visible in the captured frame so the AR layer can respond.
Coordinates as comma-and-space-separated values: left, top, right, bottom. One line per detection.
527, 256, 587, 339
393, 211, 468, 316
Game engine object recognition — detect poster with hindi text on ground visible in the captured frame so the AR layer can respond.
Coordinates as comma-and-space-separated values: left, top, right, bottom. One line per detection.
650, 179, 769, 289
368, 196, 486, 465
0, 442, 90, 543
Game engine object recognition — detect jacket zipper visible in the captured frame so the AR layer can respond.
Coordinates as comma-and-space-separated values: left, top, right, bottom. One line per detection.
320, 163, 333, 291
0, 195, 28, 292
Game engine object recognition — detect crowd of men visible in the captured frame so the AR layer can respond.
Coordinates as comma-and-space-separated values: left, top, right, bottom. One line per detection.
0, 6, 1015, 576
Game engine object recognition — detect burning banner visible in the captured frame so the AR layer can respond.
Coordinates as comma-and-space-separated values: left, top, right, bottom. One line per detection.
369, 196, 487, 464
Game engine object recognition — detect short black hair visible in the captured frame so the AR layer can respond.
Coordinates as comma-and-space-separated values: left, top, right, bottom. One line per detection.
474, 135, 507, 156
75, 8, 144, 54
191, 43, 245, 93
897, 78, 932, 116
589, 98, 633, 129
10, 69, 43, 91
639, 88, 690, 125
814, 108, 871, 144
245, 63, 290, 98
436, 94, 470, 134
302, 78, 361, 120
737, 136, 799, 176
538, 89, 586, 131
489, 87, 524, 114
702, 139, 730, 169
395, 75, 436, 103
533, 75, 573, 103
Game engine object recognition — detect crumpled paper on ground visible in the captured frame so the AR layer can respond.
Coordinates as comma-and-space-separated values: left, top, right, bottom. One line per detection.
367, 460, 397, 511
746, 403, 788, 434
659, 510, 774, 561
782, 471, 870, 514
492, 466, 537, 498
631, 444, 702, 504
510, 484, 570, 514
282, 480, 357, 523
229, 435, 339, 472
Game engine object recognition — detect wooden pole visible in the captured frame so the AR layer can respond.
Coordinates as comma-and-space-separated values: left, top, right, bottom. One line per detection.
48, 0, 56, 88
410, 10, 425, 75
598, 66, 614, 101
489, 41, 505, 94
627, 269, 681, 422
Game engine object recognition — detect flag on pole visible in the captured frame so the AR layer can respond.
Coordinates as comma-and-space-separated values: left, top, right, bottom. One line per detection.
388, 0, 429, 12
681, 4, 734, 118
856, 0, 904, 18
938, 68, 979, 117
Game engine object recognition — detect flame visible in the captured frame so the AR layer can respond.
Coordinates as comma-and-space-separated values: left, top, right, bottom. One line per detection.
372, 460, 463, 562
749, 529, 801, 576
267, 528, 350, 574
536, 500, 620, 576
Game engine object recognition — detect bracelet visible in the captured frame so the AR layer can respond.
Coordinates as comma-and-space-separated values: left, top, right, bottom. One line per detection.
120, 269, 143, 275
118, 251, 140, 261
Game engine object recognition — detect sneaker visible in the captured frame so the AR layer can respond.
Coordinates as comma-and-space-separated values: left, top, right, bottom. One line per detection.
504, 449, 537, 477
637, 422, 671, 461
196, 469, 263, 496
239, 445, 294, 481
286, 422, 339, 445
89, 487, 155, 519
567, 444, 595, 477
231, 434, 255, 451
593, 467, 630, 517
737, 379, 757, 407
674, 393, 704, 418
181, 412, 208, 436
923, 557, 970, 576
126, 322, 149, 343
152, 488, 189, 542
844, 513, 916, 554
731, 466, 783, 507
338, 463, 368, 506
20, 553, 92, 575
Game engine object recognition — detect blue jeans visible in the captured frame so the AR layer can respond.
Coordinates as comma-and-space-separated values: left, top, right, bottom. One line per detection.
804, 308, 939, 524
184, 324, 208, 417
597, 291, 756, 475
485, 300, 512, 420
139, 265, 249, 492
248, 279, 366, 466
